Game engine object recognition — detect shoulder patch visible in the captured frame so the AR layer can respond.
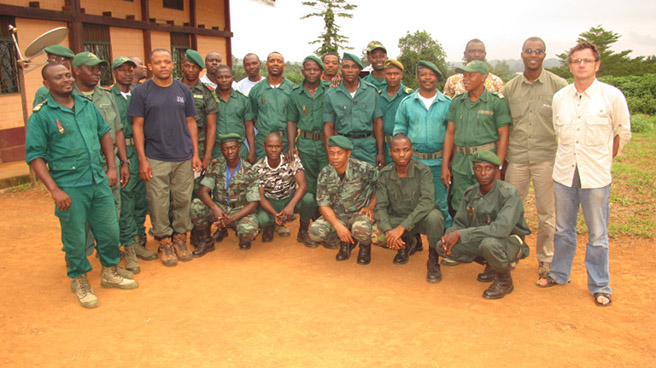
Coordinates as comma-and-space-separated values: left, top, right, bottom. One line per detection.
33, 100, 47, 112
404, 87, 413, 94
492, 91, 505, 99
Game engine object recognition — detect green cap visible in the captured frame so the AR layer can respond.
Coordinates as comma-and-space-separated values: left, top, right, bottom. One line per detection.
303, 55, 324, 70
342, 52, 363, 69
112, 56, 136, 70
455, 60, 489, 76
328, 135, 353, 151
472, 150, 501, 166
218, 133, 242, 144
185, 49, 205, 68
366, 41, 386, 53
44, 45, 75, 59
417, 60, 443, 78
72, 52, 108, 69
384, 59, 404, 71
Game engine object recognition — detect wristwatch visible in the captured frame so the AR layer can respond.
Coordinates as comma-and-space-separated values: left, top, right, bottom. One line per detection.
120, 160, 130, 166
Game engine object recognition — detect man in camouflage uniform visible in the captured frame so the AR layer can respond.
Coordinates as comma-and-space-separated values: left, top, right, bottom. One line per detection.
309, 136, 378, 264
191, 133, 260, 254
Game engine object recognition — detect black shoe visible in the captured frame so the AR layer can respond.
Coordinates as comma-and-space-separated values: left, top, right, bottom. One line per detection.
239, 238, 251, 250
357, 243, 371, 265
190, 227, 201, 247
323, 240, 339, 249
393, 234, 417, 265
212, 228, 228, 243
336, 242, 355, 261
192, 226, 214, 258
483, 270, 514, 299
297, 221, 319, 248
477, 264, 495, 283
426, 247, 442, 283
262, 225, 274, 243
415, 233, 423, 252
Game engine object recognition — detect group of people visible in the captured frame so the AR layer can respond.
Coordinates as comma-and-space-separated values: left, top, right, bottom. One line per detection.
25, 36, 630, 309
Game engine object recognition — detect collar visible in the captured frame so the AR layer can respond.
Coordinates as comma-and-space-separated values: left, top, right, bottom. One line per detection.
520, 68, 547, 85
265, 154, 285, 169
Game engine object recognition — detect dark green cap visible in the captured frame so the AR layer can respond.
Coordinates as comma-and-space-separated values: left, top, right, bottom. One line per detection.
112, 56, 136, 70
328, 135, 353, 151
185, 49, 205, 68
472, 150, 501, 166
417, 60, 443, 78
455, 60, 489, 76
384, 59, 404, 71
366, 41, 386, 53
72, 52, 108, 68
342, 52, 363, 69
218, 133, 242, 144
44, 45, 75, 59
303, 55, 324, 70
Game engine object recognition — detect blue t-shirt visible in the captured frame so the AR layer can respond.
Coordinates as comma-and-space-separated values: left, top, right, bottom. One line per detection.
128, 79, 197, 162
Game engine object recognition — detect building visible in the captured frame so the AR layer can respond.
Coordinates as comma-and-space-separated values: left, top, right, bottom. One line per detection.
0, 0, 233, 163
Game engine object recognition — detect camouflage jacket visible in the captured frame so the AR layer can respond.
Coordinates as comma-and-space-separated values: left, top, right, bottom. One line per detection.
200, 158, 260, 209
316, 158, 378, 215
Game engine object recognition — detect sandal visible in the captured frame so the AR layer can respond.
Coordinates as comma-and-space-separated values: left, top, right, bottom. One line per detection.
536, 274, 559, 288
593, 292, 613, 307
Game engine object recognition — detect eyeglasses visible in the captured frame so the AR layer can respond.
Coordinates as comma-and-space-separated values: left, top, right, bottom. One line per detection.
47, 56, 68, 63
523, 48, 544, 55
569, 58, 597, 65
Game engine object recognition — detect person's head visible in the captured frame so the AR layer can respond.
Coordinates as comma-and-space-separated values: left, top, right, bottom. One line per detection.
464, 39, 487, 63
263, 132, 283, 162
182, 49, 205, 82
328, 135, 353, 172
72, 51, 108, 89
322, 52, 340, 78
383, 59, 403, 89
216, 64, 234, 91
456, 60, 488, 92
472, 151, 500, 188
205, 51, 222, 75
42, 63, 74, 96
129, 56, 147, 80
365, 41, 387, 72
416, 60, 442, 92
521, 37, 546, 72
44, 45, 75, 71
112, 56, 136, 87
243, 53, 261, 79
266, 52, 285, 78
567, 41, 601, 81
341, 53, 363, 83
149, 49, 174, 80
219, 134, 242, 163
390, 134, 413, 168
302, 55, 324, 84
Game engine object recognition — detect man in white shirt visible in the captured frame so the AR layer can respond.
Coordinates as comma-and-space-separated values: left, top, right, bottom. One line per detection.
199, 51, 222, 90
537, 42, 631, 308
235, 53, 264, 95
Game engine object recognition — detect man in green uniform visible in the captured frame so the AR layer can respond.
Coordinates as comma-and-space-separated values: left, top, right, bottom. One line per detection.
26, 63, 138, 309
380, 59, 412, 165
440, 151, 530, 299
323, 53, 385, 168
33, 45, 75, 107
191, 134, 260, 254
309, 136, 378, 264
363, 41, 388, 91
371, 135, 445, 271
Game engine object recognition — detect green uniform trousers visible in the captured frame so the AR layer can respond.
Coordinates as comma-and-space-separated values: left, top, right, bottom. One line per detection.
428, 164, 452, 228
190, 198, 259, 241
56, 182, 120, 278
119, 169, 147, 246
371, 208, 445, 249
85, 155, 121, 255
146, 158, 194, 237
347, 135, 377, 167
256, 192, 316, 228
308, 212, 373, 245
436, 235, 529, 272
297, 137, 327, 196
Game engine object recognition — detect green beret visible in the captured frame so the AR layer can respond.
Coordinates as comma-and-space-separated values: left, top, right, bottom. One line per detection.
44, 45, 75, 59
303, 55, 324, 70
72, 52, 108, 69
328, 135, 353, 151
185, 49, 205, 68
366, 41, 386, 53
455, 60, 489, 76
472, 150, 501, 166
342, 52, 363, 69
417, 60, 443, 78
384, 59, 404, 71
112, 56, 136, 71
218, 133, 242, 144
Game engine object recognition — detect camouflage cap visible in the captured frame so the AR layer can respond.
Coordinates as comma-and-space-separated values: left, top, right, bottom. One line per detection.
366, 41, 386, 53
44, 45, 75, 59
112, 56, 136, 70
417, 60, 443, 78
72, 52, 108, 68
185, 49, 205, 68
384, 59, 404, 71
472, 150, 501, 166
342, 52, 363, 69
455, 60, 489, 76
328, 135, 353, 151
219, 133, 242, 144
303, 55, 324, 70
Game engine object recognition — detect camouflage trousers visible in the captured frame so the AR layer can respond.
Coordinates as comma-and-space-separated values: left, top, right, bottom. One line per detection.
370, 209, 445, 249
437, 232, 530, 272
308, 212, 373, 245
190, 198, 259, 241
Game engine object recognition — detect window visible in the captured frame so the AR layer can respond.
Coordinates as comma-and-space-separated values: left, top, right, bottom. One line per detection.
82, 24, 113, 86
163, 0, 184, 10
0, 16, 19, 94
170, 32, 190, 80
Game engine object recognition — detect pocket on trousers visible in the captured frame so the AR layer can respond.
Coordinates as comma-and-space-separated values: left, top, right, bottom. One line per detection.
55, 206, 71, 222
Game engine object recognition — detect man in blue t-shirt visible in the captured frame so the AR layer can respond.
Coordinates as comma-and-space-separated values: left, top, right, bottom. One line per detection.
128, 48, 201, 267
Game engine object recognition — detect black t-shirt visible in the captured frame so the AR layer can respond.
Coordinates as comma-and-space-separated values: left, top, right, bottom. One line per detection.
128, 79, 197, 162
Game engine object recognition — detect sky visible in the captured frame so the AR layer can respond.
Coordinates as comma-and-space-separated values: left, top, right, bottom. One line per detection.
230, 0, 656, 64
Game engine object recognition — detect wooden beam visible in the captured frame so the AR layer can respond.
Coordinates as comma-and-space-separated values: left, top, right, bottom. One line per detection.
140, 0, 151, 73
189, 0, 197, 49
224, 0, 232, 67
66, 0, 83, 52
0, 4, 72, 22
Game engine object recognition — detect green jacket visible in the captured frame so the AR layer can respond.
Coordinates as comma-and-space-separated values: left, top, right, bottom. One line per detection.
249, 78, 296, 134
323, 79, 383, 135
186, 80, 218, 144
380, 83, 412, 136
287, 80, 330, 133
73, 84, 123, 143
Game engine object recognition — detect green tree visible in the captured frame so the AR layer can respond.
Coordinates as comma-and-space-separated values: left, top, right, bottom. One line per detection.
301, 0, 357, 56
397, 30, 448, 89
489, 60, 516, 82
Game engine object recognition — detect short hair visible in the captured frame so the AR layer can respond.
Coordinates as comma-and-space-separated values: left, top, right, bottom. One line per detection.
216, 64, 232, 73
522, 36, 546, 51
243, 53, 260, 61
322, 52, 340, 62
391, 133, 412, 145
567, 41, 600, 63
205, 51, 222, 61
41, 62, 64, 80
150, 48, 171, 58
267, 51, 284, 61
465, 38, 485, 49
265, 131, 282, 143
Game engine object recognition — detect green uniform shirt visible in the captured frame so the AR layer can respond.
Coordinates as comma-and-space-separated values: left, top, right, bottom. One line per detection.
201, 158, 260, 209
287, 80, 330, 133
215, 88, 255, 140
363, 73, 387, 91
25, 94, 111, 187
249, 78, 295, 135
316, 158, 378, 216
374, 159, 436, 232
380, 83, 412, 136
449, 180, 530, 243
323, 79, 383, 135
186, 80, 219, 144
33, 86, 50, 108
503, 69, 568, 164
109, 85, 133, 138
73, 85, 123, 143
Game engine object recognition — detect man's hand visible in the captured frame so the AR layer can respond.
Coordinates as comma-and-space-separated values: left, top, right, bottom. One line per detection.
440, 166, 452, 189
192, 155, 203, 173
335, 222, 354, 244
52, 188, 72, 210
329, 76, 342, 88
276, 205, 295, 225
441, 230, 460, 256
212, 205, 227, 229
247, 150, 256, 164
202, 155, 213, 170
284, 148, 297, 164
385, 226, 406, 250
120, 163, 130, 188
139, 160, 152, 182
359, 207, 375, 221
106, 167, 118, 187
376, 153, 386, 169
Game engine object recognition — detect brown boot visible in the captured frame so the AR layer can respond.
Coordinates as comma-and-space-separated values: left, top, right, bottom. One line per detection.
192, 225, 215, 258
157, 236, 178, 267
172, 232, 192, 261
483, 270, 514, 299
297, 221, 318, 248
426, 247, 442, 283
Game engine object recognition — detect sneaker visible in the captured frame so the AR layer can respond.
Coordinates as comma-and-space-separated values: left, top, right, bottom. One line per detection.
275, 225, 291, 237
101, 266, 139, 289
172, 233, 193, 261
72, 274, 99, 309
158, 237, 178, 267
124, 245, 141, 274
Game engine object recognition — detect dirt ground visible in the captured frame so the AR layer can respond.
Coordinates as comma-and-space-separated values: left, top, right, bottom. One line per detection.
1, 187, 654, 367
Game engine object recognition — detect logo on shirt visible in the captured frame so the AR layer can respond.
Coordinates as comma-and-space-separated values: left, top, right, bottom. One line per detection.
177, 96, 185, 103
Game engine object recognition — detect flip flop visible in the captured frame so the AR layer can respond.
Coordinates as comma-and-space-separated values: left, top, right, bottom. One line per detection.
536, 275, 559, 288
593, 292, 613, 307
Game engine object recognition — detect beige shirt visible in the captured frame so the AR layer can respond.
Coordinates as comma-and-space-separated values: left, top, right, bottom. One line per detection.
552, 79, 631, 188
504, 69, 568, 164
443, 72, 504, 98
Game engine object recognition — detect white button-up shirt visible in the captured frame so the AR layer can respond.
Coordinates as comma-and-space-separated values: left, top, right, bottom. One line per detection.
552, 79, 631, 189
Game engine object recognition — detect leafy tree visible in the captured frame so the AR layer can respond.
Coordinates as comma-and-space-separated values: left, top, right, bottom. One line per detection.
301, 0, 357, 56
397, 30, 448, 89
488, 60, 516, 82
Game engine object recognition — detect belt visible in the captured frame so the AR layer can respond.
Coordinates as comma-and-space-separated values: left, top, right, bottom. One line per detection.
125, 138, 134, 146
384, 135, 393, 143
300, 130, 323, 141
455, 142, 496, 155
337, 132, 371, 139
269, 130, 286, 137
413, 150, 443, 160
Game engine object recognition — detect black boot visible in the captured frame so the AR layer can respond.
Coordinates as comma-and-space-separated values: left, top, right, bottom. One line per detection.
239, 237, 251, 250
426, 247, 442, 283
336, 242, 356, 261
190, 227, 201, 247
192, 225, 215, 258
212, 227, 228, 243
477, 264, 495, 283
323, 239, 338, 249
357, 243, 371, 265
262, 225, 274, 242
297, 221, 319, 248
393, 233, 417, 265
483, 270, 514, 299
415, 233, 423, 252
